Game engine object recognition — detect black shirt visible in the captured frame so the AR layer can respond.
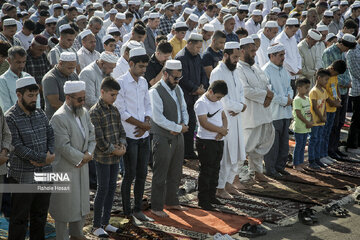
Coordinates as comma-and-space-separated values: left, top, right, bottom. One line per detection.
202, 47, 223, 69
144, 54, 164, 89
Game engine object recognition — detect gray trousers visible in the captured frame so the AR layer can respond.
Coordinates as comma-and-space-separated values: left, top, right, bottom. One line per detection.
264, 119, 290, 175
151, 133, 184, 211
55, 217, 85, 240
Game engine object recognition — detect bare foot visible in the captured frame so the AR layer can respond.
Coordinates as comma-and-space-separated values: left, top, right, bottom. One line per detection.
225, 183, 243, 195
216, 188, 234, 199
166, 205, 188, 211
233, 175, 246, 190
151, 210, 169, 218
255, 172, 269, 182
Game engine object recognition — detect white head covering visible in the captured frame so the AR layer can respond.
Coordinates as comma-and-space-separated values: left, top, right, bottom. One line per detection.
76, 15, 87, 21
116, 13, 125, 20
251, 9, 262, 16
286, 18, 299, 25
224, 41, 240, 49
109, 8, 118, 14
267, 43, 285, 54
265, 21, 278, 28
317, 24, 329, 32
240, 37, 255, 46
165, 60, 182, 70
307, 29, 322, 41
102, 34, 115, 44
223, 14, 234, 23
107, 27, 120, 34
342, 33, 356, 43
16, 76, 37, 90
129, 47, 147, 58
325, 33, 336, 42
149, 12, 160, 19
189, 33, 203, 41
323, 10, 334, 17
45, 17, 57, 24
59, 24, 71, 33
188, 14, 199, 22
94, 10, 105, 19
100, 51, 118, 63
64, 81, 86, 94
184, 7, 193, 15
250, 34, 260, 40
59, 52, 77, 62
203, 24, 214, 32
3, 18, 16, 26
80, 29, 93, 40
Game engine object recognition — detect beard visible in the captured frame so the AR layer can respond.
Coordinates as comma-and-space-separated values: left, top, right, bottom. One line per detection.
244, 52, 255, 66
21, 98, 36, 112
71, 105, 85, 117
165, 77, 177, 90
225, 57, 237, 71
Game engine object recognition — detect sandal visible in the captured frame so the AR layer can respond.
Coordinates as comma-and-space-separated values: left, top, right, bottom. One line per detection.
238, 223, 267, 238
298, 209, 314, 225
305, 208, 318, 223
324, 204, 349, 218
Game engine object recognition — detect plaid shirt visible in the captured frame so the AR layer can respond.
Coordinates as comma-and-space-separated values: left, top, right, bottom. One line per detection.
348, 44, 360, 97
322, 44, 351, 95
159, 15, 176, 36
0, 33, 21, 47
24, 50, 51, 85
5, 104, 54, 183
89, 98, 127, 164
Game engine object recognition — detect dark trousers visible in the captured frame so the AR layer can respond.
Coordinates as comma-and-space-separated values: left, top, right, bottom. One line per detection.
328, 94, 348, 154
264, 119, 290, 174
8, 178, 51, 240
121, 137, 150, 215
88, 160, 97, 189
184, 94, 197, 157
196, 138, 223, 204
347, 96, 360, 148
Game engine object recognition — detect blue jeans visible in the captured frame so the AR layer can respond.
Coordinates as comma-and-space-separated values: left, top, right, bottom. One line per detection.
308, 125, 324, 163
121, 137, 150, 215
320, 112, 336, 158
293, 133, 308, 166
93, 161, 120, 228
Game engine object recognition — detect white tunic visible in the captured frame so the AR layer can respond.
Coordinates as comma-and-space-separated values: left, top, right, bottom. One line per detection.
210, 18, 224, 32
245, 18, 261, 35
112, 56, 129, 79
257, 32, 274, 68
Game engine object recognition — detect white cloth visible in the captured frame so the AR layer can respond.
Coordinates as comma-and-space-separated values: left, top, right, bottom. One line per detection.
111, 56, 129, 79
210, 18, 224, 31
199, 13, 214, 24
185, 28, 197, 41
149, 79, 189, 133
14, 31, 33, 50
256, 32, 274, 68
234, 15, 245, 31
194, 94, 224, 140
200, 38, 211, 57
274, 31, 302, 78
245, 18, 261, 35
77, 46, 101, 71
115, 71, 152, 139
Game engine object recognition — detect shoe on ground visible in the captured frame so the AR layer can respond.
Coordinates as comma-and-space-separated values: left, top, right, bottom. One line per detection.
320, 157, 333, 165
346, 147, 360, 154
266, 172, 282, 179
328, 153, 342, 161
92, 228, 109, 238
277, 169, 290, 176
309, 162, 321, 169
198, 202, 214, 211
132, 211, 154, 222
326, 156, 337, 163
104, 224, 122, 233
316, 159, 327, 168
335, 150, 347, 157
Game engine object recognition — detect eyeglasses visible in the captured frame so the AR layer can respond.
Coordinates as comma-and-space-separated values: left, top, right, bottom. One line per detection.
70, 95, 85, 103
171, 74, 183, 81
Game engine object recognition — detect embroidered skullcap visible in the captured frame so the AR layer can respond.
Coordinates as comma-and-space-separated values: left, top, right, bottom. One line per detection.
100, 51, 118, 63
239, 37, 254, 46
284, 3, 292, 8
80, 30, 93, 40
165, 60, 182, 70
267, 43, 285, 54
109, 8, 118, 14
149, 12, 160, 19
59, 24, 71, 33
324, 10, 334, 17
102, 34, 115, 44
342, 33, 356, 43
64, 81, 86, 94
116, 13, 125, 20
189, 14, 199, 22
317, 24, 329, 32
251, 9, 262, 16
265, 21, 278, 28
203, 23, 214, 32
129, 47, 147, 58
188, 33, 203, 41
223, 14, 234, 23
16, 76, 37, 89
221, 7, 230, 14
224, 41, 240, 49
59, 52, 77, 62
76, 15, 87, 21
107, 27, 120, 34
238, 5, 248, 11
325, 33, 336, 42
286, 18, 299, 25
184, 7, 193, 14
45, 16, 57, 24
3, 18, 16, 26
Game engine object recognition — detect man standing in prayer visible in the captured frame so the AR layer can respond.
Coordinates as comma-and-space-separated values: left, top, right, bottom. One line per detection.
238, 37, 275, 182
49, 81, 96, 240
257, 21, 278, 68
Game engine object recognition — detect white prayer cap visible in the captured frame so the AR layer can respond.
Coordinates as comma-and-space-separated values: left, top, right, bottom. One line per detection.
351, 2, 360, 8
251, 9, 262, 16
284, 3, 292, 8
28, 7, 36, 14
163, 2, 173, 9
59, 52, 77, 62
100, 51, 118, 63
342, 33, 356, 43
229, 0, 239, 7
93, 3, 102, 8
116, 13, 125, 20
63, 5, 69, 10
199, 17, 208, 25
149, 12, 160, 19
286, 18, 299, 25
224, 41, 240, 49
165, 60, 182, 70
220, 7, 230, 14
289, 12, 300, 18
144, 2, 151, 8
174, 22, 188, 30
267, 43, 285, 54
3, 18, 16, 26
296, 0, 304, 4
16, 76, 37, 90
59, 24, 71, 32
129, 47, 147, 58
325, 33, 336, 42
265, 21, 278, 28
238, 5, 248, 11
271, 7, 281, 13
223, 14, 234, 23
76, 15, 87, 22
128, 0, 136, 5
141, 16, 148, 22
156, 3, 162, 9
307, 29, 322, 41
340, 1, 349, 6
188, 14, 199, 22
94, 10, 105, 19
109, 8, 118, 14
21, 11, 28, 16
134, 0, 141, 6
239, 37, 254, 46
189, 33, 203, 41
203, 23, 214, 32
53, 3, 62, 9
64, 81, 86, 94
216, 3, 222, 9
61, 0, 67, 4
331, 6, 340, 12
302, 11, 308, 16
184, 7, 193, 15
174, 2, 181, 7
80, 29, 93, 40
120, 2, 127, 7
250, 34, 260, 40
323, 10, 334, 17
107, 26, 120, 34
144, 11, 150, 17
102, 34, 115, 44
317, 24, 329, 32
45, 17, 57, 24
127, 40, 142, 49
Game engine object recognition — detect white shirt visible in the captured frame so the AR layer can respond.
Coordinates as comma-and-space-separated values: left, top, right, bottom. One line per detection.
115, 71, 152, 139
185, 28, 197, 41
149, 79, 189, 133
257, 32, 274, 68
210, 18, 224, 31
77, 46, 100, 71
200, 38, 211, 57
199, 13, 214, 23
194, 94, 224, 140
14, 31, 33, 50
234, 15, 245, 31
274, 31, 302, 79
112, 56, 129, 79
245, 18, 261, 35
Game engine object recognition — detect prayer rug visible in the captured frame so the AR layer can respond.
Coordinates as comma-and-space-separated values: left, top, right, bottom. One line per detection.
305, 161, 360, 178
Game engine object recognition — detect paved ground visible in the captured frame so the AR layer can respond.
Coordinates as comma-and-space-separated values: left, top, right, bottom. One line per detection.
231, 203, 360, 240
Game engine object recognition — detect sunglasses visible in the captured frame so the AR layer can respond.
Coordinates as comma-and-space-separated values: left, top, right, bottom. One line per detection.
70, 95, 85, 103
167, 71, 183, 81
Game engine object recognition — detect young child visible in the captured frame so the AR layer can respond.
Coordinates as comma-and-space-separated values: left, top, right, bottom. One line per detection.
194, 80, 228, 210
89, 77, 127, 237
107, 27, 122, 57
103, 35, 117, 53
320, 60, 346, 165
292, 78, 312, 171
308, 69, 331, 169
169, 22, 188, 58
